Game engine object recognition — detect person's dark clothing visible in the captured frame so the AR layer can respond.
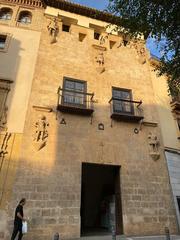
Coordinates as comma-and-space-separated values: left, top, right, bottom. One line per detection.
14, 204, 23, 226
11, 224, 23, 240
11, 204, 24, 240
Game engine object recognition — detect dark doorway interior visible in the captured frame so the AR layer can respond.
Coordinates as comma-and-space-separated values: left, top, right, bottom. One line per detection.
81, 163, 123, 236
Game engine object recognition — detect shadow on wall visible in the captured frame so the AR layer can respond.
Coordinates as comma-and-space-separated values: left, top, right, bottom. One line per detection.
0, 36, 22, 130
5, 99, 179, 239
0, 37, 21, 239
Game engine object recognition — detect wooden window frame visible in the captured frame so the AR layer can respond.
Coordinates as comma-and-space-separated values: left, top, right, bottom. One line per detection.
62, 77, 87, 108
112, 87, 134, 115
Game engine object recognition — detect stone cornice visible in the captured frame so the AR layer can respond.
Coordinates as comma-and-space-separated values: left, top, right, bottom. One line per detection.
0, 0, 44, 8
44, 0, 120, 24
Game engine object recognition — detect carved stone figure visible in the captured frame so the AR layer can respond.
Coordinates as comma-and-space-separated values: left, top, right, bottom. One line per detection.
148, 132, 160, 160
148, 132, 159, 152
47, 18, 59, 44
33, 115, 49, 151
96, 52, 104, 66
138, 47, 146, 64
95, 51, 105, 73
0, 106, 8, 130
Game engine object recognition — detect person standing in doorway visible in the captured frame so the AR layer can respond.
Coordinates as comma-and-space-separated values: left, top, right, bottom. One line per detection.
11, 198, 26, 240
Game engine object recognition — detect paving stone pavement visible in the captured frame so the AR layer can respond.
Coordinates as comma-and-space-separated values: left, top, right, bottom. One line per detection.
72, 235, 180, 240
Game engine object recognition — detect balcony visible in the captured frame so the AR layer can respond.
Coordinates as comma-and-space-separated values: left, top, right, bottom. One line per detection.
57, 87, 94, 116
109, 97, 144, 122
171, 96, 180, 112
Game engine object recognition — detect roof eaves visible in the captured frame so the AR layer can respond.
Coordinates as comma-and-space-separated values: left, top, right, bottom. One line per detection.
43, 0, 120, 24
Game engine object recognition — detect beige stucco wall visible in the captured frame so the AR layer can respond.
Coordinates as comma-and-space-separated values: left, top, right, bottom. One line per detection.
0, 25, 41, 133
150, 68, 180, 150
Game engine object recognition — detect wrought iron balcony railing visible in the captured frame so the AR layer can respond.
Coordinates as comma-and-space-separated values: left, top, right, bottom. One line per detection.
109, 97, 144, 122
57, 87, 94, 116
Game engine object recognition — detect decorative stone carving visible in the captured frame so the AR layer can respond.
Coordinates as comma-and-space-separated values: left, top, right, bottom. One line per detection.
128, 41, 147, 64
148, 132, 160, 160
33, 115, 49, 151
47, 18, 59, 44
0, 132, 11, 158
99, 34, 109, 45
96, 52, 104, 66
137, 47, 146, 64
0, 106, 8, 130
95, 52, 105, 73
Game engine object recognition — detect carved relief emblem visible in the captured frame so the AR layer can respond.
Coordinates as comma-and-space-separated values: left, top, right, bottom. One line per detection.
99, 34, 109, 45
33, 115, 49, 151
47, 18, 59, 44
148, 132, 160, 160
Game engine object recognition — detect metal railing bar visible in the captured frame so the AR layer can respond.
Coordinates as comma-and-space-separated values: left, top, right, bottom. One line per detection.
109, 97, 142, 105
58, 87, 94, 97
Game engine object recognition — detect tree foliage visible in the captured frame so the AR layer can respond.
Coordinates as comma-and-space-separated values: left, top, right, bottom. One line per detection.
107, 0, 180, 97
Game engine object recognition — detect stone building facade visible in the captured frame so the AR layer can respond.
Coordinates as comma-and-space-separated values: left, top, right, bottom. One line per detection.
0, 0, 179, 239
149, 57, 180, 230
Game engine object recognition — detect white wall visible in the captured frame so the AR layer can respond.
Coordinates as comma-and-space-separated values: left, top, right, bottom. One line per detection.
166, 151, 180, 230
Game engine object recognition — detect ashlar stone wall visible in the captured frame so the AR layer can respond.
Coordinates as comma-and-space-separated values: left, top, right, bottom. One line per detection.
6, 11, 178, 240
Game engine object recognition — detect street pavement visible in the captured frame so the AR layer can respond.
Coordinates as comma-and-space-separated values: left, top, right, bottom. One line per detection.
78, 235, 180, 240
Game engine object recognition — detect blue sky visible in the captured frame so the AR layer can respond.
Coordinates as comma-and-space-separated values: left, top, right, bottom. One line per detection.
71, 0, 109, 10
71, 0, 160, 58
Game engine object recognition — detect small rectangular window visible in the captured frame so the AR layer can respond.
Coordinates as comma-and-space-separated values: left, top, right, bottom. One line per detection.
79, 33, 86, 42
0, 33, 11, 52
112, 87, 134, 114
94, 32, 100, 40
62, 78, 86, 106
62, 24, 70, 32
110, 41, 116, 49
0, 35, 7, 49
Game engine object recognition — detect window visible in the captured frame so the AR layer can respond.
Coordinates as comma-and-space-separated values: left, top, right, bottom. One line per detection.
0, 35, 6, 49
94, 32, 100, 40
62, 24, 70, 32
110, 41, 116, 49
0, 33, 11, 52
18, 11, 32, 24
0, 7, 13, 20
62, 78, 86, 106
112, 87, 134, 114
79, 33, 86, 42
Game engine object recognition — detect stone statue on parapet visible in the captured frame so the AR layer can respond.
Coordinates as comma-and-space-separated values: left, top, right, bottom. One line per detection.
96, 52, 104, 66
47, 18, 59, 43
